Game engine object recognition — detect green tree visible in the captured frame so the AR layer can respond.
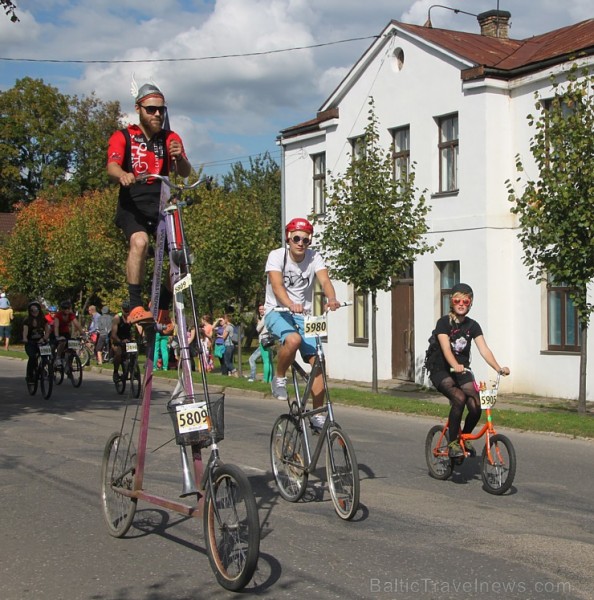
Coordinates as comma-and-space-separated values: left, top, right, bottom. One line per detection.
506, 64, 594, 415
317, 99, 438, 392
0, 78, 122, 210
185, 185, 277, 373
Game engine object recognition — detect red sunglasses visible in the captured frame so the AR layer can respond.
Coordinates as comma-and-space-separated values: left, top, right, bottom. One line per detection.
452, 297, 471, 307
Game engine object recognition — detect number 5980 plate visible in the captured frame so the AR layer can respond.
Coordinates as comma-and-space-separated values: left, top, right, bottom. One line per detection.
303, 314, 327, 337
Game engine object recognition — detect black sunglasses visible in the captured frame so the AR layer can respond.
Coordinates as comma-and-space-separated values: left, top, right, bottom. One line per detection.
140, 104, 167, 115
290, 235, 311, 245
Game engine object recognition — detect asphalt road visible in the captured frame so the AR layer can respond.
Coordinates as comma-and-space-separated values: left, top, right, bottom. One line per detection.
1, 356, 593, 600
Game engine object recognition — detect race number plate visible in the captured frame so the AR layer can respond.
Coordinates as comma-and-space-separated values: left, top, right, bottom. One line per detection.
480, 389, 498, 408
39, 344, 52, 357
303, 314, 327, 337
173, 273, 192, 295
68, 340, 80, 350
126, 342, 138, 353
174, 401, 211, 434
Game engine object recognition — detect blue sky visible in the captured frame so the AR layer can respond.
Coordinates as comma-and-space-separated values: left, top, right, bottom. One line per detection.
1, 0, 591, 178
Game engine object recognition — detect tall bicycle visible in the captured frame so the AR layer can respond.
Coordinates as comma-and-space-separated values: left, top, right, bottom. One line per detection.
100, 175, 260, 591
269, 306, 360, 520
425, 369, 517, 495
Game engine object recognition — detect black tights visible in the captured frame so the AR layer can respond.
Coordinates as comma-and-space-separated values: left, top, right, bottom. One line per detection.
436, 376, 482, 443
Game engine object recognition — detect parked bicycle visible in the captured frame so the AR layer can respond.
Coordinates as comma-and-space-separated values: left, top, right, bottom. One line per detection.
425, 369, 516, 495
26, 340, 54, 400
53, 337, 83, 388
113, 340, 141, 398
100, 174, 260, 591
269, 305, 360, 520
77, 330, 97, 367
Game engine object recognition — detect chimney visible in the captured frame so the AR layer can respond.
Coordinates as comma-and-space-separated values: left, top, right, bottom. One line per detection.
477, 10, 511, 39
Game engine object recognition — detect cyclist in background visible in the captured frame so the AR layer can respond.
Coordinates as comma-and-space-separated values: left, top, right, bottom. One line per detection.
53, 300, 84, 364
111, 301, 134, 383
106, 81, 191, 327
428, 283, 510, 458
264, 218, 341, 430
22, 301, 50, 381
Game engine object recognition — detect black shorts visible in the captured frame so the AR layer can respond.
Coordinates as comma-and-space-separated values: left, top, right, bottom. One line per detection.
115, 202, 159, 241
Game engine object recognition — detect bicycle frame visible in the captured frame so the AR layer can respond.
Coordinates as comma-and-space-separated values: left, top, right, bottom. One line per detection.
117, 176, 216, 517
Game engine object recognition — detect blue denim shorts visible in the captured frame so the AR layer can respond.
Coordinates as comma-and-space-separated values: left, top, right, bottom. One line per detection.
264, 311, 316, 360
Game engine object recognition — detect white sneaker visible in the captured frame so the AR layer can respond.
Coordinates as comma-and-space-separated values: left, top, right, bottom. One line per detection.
271, 376, 288, 400
247, 378, 255, 383
310, 414, 326, 434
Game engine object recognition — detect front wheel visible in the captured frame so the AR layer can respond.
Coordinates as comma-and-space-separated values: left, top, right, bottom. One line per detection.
481, 434, 516, 495
203, 463, 260, 591
78, 344, 91, 367
68, 352, 83, 388
425, 424, 453, 480
40, 357, 53, 400
130, 358, 142, 399
114, 361, 126, 394
26, 355, 40, 395
270, 414, 307, 502
54, 358, 64, 385
326, 425, 360, 520
100, 432, 137, 537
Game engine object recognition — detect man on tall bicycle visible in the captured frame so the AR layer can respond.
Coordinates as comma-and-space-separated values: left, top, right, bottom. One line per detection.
264, 218, 341, 430
106, 81, 191, 326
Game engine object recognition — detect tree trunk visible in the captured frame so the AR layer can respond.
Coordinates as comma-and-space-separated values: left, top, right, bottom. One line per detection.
577, 321, 588, 415
371, 291, 378, 393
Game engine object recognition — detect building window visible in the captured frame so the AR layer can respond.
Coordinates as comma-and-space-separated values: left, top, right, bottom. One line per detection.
437, 261, 460, 315
438, 114, 458, 192
391, 126, 410, 182
350, 135, 365, 162
547, 278, 580, 352
353, 288, 368, 343
312, 153, 326, 215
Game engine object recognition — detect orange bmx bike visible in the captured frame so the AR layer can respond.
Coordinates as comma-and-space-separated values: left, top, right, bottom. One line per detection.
425, 369, 516, 495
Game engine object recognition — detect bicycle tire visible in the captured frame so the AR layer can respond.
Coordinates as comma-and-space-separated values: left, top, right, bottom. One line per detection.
326, 425, 360, 520
68, 352, 83, 387
100, 432, 137, 537
26, 355, 40, 395
425, 425, 453, 480
130, 357, 142, 399
481, 433, 516, 495
114, 361, 126, 394
270, 414, 307, 502
54, 359, 64, 385
203, 463, 260, 591
40, 357, 53, 400
78, 345, 91, 367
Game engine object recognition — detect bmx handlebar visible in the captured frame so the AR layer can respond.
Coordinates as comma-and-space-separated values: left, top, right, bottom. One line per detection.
273, 301, 352, 313
136, 173, 212, 193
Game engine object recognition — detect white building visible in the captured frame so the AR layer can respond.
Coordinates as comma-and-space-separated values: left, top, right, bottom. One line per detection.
277, 11, 594, 400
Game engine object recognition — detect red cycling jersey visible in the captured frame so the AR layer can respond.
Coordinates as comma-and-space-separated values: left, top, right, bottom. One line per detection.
55, 311, 76, 336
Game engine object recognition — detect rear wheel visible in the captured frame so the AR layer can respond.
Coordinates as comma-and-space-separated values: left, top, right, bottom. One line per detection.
68, 352, 83, 388
78, 344, 91, 367
100, 432, 137, 537
203, 464, 260, 591
481, 434, 516, 495
425, 425, 452, 480
26, 355, 40, 395
39, 357, 53, 400
326, 425, 359, 520
270, 414, 307, 502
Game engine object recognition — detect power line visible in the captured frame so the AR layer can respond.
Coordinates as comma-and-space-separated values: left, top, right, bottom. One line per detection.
0, 35, 378, 64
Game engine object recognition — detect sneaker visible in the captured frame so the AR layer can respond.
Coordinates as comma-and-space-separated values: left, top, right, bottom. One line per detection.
129, 306, 154, 324
309, 414, 326, 434
448, 440, 464, 458
247, 378, 255, 383
112, 372, 119, 383
271, 376, 288, 401
463, 439, 475, 456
